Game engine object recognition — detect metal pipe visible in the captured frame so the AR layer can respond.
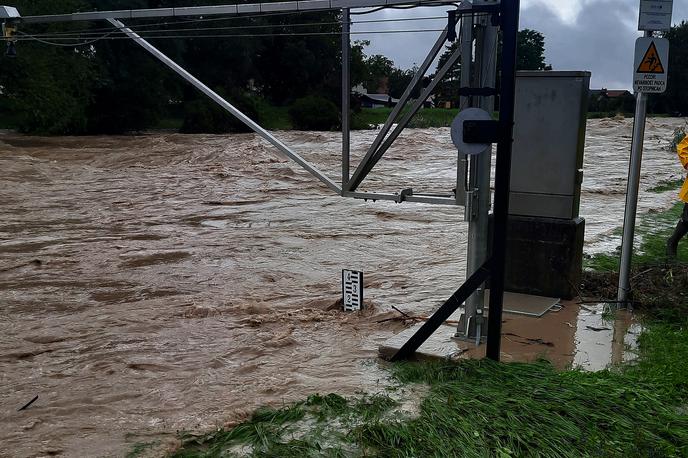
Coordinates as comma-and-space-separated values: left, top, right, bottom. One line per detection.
617, 92, 649, 303
341, 8, 350, 189
486, 0, 520, 362
458, 12, 473, 110
342, 190, 458, 205
454, 14, 472, 209
347, 41, 463, 190
346, 28, 449, 191
108, 18, 341, 194
617, 30, 653, 305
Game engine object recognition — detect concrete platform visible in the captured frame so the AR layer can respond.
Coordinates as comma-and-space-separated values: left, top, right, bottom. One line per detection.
379, 301, 641, 370
491, 290, 560, 317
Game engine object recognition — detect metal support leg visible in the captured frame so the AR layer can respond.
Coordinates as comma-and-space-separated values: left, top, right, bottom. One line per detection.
486, 0, 520, 362
341, 8, 350, 189
107, 18, 341, 195
390, 260, 492, 361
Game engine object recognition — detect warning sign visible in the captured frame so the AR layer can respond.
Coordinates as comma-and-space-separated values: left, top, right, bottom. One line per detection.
636, 42, 665, 73
633, 37, 669, 93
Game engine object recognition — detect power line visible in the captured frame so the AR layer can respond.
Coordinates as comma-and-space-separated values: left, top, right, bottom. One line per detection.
20, 15, 449, 40
20, 10, 330, 37
352, 2, 458, 14
18, 4, 457, 37
12, 28, 448, 46
15, 29, 118, 47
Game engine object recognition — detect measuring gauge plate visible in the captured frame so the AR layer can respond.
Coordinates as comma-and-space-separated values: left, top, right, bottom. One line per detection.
450, 107, 493, 155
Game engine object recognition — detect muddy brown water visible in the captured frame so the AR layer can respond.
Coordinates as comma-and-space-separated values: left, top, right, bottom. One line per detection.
0, 118, 685, 457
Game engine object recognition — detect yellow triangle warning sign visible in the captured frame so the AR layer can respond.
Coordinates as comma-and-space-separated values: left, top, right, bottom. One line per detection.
636, 42, 665, 74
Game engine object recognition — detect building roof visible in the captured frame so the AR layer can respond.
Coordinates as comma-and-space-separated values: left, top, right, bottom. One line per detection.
360, 93, 400, 104
591, 89, 633, 98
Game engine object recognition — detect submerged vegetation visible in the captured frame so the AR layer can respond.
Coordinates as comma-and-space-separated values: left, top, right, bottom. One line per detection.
169, 321, 688, 457
167, 198, 688, 457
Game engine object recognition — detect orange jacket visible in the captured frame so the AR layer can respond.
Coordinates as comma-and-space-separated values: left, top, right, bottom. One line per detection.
678, 135, 688, 203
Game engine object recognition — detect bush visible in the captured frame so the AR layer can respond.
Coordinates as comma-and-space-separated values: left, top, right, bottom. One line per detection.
181, 89, 260, 134
671, 124, 687, 151
288, 96, 340, 131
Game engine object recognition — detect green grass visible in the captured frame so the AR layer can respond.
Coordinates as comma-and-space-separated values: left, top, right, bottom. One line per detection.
254, 102, 292, 130
649, 179, 684, 193
167, 318, 688, 457
126, 441, 158, 458
585, 201, 687, 272
153, 105, 292, 132
353, 107, 460, 129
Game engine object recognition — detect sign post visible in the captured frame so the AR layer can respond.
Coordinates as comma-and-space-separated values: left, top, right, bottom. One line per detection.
618, 4, 672, 303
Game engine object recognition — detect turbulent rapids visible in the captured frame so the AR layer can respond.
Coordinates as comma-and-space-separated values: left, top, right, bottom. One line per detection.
0, 117, 685, 456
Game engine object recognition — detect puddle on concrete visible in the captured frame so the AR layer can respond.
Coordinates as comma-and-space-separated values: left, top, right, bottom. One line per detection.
573, 303, 642, 371
381, 302, 642, 371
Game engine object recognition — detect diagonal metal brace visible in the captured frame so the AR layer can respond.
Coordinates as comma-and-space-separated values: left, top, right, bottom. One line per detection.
389, 258, 492, 361
344, 27, 448, 192
108, 18, 341, 195
347, 37, 463, 192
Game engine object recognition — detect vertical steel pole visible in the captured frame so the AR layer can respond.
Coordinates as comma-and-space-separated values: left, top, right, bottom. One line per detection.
462, 17, 498, 343
341, 8, 351, 189
459, 14, 474, 110
486, 0, 520, 362
617, 32, 652, 304
455, 14, 472, 207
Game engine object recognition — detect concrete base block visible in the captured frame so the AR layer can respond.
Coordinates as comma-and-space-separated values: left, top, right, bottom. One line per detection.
488, 215, 585, 299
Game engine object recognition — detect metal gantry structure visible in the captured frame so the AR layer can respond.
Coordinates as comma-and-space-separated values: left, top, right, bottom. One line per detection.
1, 0, 520, 361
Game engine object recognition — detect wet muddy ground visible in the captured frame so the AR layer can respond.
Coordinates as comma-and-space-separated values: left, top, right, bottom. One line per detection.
0, 117, 685, 456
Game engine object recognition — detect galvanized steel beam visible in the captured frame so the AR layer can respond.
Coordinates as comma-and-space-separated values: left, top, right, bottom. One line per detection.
18, 1, 456, 24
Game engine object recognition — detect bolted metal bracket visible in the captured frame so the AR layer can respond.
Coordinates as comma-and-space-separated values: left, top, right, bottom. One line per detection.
463, 119, 500, 144
398, 188, 414, 203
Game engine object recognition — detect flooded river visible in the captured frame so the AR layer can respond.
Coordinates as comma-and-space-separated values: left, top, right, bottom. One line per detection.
0, 117, 685, 457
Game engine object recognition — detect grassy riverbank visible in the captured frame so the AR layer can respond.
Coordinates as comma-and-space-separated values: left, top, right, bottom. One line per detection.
158, 200, 688, 457
165, 314, 688, 457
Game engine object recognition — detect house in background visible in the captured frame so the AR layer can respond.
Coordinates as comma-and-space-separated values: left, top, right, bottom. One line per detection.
352, 84, 432, 109
589, 89, 635, 113
358, 93, 400, 108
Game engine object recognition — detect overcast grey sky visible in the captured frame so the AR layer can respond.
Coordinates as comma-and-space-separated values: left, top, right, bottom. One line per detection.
352, 0, 688, 90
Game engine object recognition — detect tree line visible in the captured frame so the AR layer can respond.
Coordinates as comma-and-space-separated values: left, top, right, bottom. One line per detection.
7, 0, 642, 135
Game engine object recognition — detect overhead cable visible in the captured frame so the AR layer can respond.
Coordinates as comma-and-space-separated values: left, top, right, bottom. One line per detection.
19, 14, 449, 39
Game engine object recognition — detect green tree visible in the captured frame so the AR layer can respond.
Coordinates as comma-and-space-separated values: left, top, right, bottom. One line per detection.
363, 54, 395, 93
657, 21, 688, 115
388, 67, 416, 99
0, 0, 97, 134
516, 29, 550, 71
434, 28, 550, 106
2, 0, 345, 134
